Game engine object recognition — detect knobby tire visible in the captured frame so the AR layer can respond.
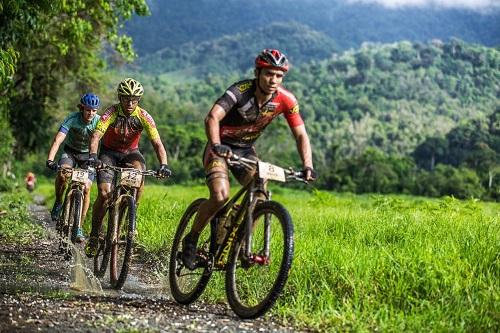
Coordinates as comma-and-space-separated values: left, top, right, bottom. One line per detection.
225, 201, 294, 319
93, 208, 113, 278
71, 191, 83, 244
169, 198, 214, 304
110, 195, 136, 289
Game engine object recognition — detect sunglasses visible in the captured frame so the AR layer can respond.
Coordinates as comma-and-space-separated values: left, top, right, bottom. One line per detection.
120, 96, 141, 103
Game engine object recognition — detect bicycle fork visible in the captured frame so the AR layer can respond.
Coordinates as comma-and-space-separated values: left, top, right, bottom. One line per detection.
244, 189, 271, 265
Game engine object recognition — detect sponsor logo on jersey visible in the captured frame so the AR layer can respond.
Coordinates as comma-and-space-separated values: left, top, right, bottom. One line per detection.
100, 107, 115, 122
141, 110, 157, 127
289, 104, 300, 114
261, 102, 279, 116
238, 81, 252, 92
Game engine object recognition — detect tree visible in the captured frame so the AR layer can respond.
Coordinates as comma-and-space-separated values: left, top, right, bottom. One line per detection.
1, 0, 150, 156
413, 137, 448, 171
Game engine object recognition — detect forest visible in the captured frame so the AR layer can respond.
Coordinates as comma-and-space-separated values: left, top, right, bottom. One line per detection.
1, 1, 499, 200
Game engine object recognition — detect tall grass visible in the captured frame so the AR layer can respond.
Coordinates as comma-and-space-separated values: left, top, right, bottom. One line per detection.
37, 181, 499, 332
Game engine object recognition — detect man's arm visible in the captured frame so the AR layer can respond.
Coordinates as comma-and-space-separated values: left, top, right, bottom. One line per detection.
151, 137, 168, 165
290, 124, 314, 174
47, 132, 67, 161
205, 104, 227, 145
89, 131, 103, 155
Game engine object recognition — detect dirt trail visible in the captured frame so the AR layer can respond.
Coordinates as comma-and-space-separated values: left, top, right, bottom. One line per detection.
0, 196, 305, 332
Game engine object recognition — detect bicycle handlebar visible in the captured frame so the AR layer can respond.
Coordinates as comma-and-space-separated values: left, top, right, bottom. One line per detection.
56, 165, 95, 173
99, 163, 168, 179
226, 153, 308, 183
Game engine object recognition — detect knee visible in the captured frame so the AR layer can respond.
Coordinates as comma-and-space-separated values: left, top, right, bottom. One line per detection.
97, 187, 112, 203
211, 190, 228, 208
83, 186, 91, 197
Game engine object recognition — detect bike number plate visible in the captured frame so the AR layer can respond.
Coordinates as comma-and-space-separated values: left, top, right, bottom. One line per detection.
71, 169, 88, 183
120, 170, 143, 188
258, 161, 286, 182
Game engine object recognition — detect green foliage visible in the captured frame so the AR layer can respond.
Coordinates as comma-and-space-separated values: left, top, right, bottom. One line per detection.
0, 48, 18, 88
114, 39, 499, 199
138, 22, 337, 76
0, 0, 150, 157
0, 192, 45, 244
124, 0, 500, 55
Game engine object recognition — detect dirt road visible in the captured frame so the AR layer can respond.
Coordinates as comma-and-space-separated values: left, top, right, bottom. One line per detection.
0, 198, 305, 332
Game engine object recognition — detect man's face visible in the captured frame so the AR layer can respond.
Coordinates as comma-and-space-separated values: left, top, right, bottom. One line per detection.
119, 95, 141, 114
257, 68, 284, 94
81, 106, 97, 123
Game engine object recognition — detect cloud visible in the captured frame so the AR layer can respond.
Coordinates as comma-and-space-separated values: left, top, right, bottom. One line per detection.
346, 0, 500, 11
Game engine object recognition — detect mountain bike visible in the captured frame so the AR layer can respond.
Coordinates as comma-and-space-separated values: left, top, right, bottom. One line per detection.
169, 154, 307, 318
93, 164, 167, 290
55, 166, 93, 260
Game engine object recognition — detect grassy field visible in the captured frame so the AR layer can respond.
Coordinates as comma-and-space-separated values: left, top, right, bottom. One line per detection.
37, 181, 499, 332
0, 191, 46, 244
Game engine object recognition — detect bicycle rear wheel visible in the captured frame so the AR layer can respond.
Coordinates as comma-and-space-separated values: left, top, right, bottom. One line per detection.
109, 195, 136, 289
225, 201, 294, 319
93, 209, 113, 278
169, 198, 214, 304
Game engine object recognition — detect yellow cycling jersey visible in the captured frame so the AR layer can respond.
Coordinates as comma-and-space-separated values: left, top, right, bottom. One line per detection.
96, 104, 160, 153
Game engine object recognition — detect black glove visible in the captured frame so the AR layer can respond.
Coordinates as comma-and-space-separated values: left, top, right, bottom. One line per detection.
87, 153, 102, 168
157, 164, 172, 178
212, 143, 232, 158
46, 160, 58, 171
303, 167, 318, 182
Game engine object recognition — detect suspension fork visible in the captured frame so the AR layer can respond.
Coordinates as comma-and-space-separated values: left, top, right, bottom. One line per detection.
244, 180, 270, 258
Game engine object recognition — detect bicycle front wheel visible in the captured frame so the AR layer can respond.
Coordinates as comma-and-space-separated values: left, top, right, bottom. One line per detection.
93, 209, 113, 278
61, 194, 79, 260
225, 201, 294, 319
169, 198, 214, 304
70, 191, 83, 244
109, 195, 136, 289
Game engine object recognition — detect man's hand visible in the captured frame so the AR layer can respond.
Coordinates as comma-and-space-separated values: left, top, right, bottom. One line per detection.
87, 153, 102, 169
46, 160, 58, 171
157, 164, 172, 178
212, 143, 232, 158
303, 167, 317, 182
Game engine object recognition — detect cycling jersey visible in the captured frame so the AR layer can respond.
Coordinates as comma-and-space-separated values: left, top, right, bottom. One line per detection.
215, 79, 304, 147
59, 112, 100, 153
96, 104, 160, 153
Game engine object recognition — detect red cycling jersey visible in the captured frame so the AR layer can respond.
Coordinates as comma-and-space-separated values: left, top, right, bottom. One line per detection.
215, 79, 304, 147
95, 104, 159, 153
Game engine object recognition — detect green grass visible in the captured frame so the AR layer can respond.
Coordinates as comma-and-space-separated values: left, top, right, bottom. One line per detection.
0, 190, 46, 244
36, 180, 500, 332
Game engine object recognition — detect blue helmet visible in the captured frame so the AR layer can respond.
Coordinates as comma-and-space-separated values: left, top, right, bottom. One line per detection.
80, 93, 100, 109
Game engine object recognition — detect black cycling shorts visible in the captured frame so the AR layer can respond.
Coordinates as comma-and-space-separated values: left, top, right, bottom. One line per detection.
203, 142, 258, 185
97, 147, 146, 184
58, 145, 96, 182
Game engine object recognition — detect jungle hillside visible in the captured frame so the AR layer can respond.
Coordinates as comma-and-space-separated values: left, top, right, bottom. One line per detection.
1, 0, 499, 198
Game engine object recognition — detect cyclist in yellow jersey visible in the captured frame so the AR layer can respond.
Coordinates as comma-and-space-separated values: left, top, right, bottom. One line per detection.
85, 78, 172, 257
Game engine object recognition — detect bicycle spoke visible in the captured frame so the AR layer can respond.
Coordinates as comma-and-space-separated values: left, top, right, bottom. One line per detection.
226, 201, 294, 318
169, 198, 213, 304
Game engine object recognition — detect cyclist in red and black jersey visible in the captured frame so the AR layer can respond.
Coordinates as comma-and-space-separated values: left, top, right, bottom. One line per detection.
181, 49, 316, 269
85, 78, 172, 257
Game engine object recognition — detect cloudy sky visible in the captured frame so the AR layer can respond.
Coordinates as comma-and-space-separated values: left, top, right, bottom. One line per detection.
347, 0, 500, 11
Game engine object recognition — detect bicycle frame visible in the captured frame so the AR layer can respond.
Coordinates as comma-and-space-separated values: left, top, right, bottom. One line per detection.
210, 156, 301, 270
58, 167, 90, 231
